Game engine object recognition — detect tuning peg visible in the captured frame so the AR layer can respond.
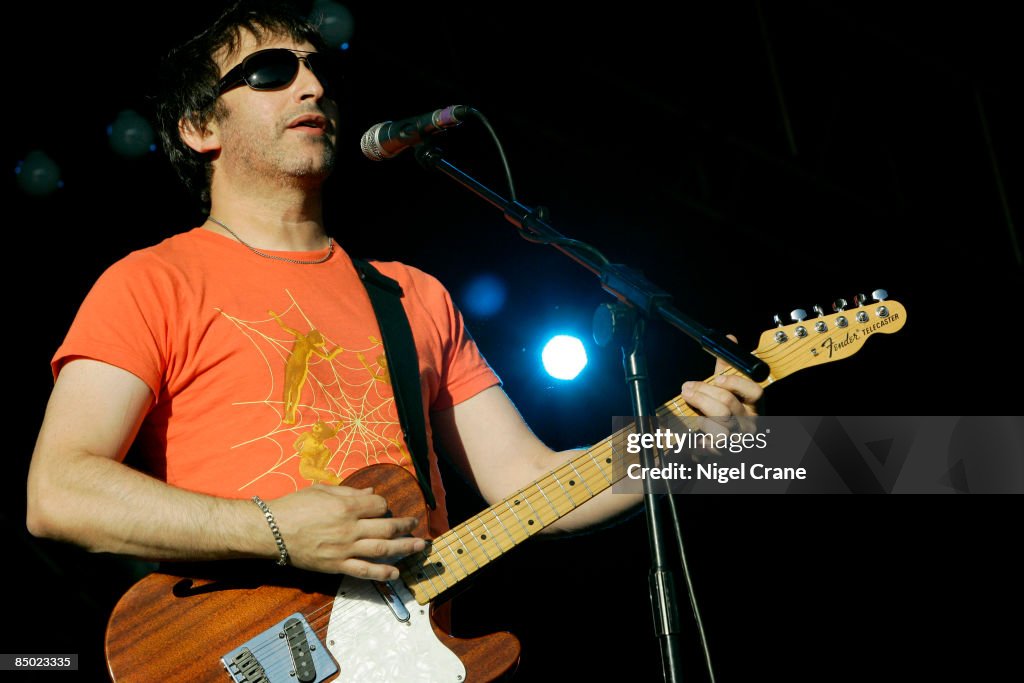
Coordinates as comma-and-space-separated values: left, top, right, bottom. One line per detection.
772, 315, 789, 343
812, 305, 828, 333
832, 298, 848, 312
854, 293, 869, 306
872, 289, 888, 301
791, 310, 809, 337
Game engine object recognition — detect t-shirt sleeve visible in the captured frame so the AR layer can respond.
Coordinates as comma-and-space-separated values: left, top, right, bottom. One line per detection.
434, 297, 500, 410
51, 252, 174, 400
399, 266, 500, 411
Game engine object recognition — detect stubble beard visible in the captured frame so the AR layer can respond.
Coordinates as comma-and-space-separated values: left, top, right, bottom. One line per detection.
224, 124, 337, 189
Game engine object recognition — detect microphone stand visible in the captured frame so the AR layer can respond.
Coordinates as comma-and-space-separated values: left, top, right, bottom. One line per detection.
414, 143, 768, 683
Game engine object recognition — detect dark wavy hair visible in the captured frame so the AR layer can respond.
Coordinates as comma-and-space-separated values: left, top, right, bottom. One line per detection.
154, 1, 328, 210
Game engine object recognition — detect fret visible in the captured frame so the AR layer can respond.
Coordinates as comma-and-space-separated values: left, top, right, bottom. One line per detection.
586, 449, 613, 485
516, 491, 544, 533
464, 523, 494, 562
474, 516, 508, 554
534, 482, 561, 520
489, 507, 521, 546
437, 535, 472, 579
503, 498, 533, 536
551, 470, 577, 509
404, 551, 445, 597
422, 552, 451, 591
568, 460, 596, 498
453, 531, 483, 571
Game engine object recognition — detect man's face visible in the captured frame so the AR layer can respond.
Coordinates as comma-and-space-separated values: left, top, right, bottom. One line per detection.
211, 30, 340, 187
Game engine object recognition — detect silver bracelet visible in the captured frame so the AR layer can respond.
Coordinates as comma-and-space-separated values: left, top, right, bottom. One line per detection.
252, 495, 290, 566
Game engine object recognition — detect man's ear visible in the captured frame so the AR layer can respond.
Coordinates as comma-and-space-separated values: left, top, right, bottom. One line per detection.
179, 116, 221, 154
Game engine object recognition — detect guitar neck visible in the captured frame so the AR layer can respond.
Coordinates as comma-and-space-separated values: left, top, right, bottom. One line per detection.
400, 295, 905, 604
400, 369, 753, 604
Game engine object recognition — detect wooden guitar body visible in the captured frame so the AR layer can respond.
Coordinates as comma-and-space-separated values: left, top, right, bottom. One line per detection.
105, 465, 520, 682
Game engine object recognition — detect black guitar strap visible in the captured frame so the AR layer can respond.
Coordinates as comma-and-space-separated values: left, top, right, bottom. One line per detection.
351, 258, 436, 509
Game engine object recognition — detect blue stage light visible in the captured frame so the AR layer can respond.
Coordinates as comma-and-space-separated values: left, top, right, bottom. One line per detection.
462, 273, 507, 318
542, 335, 588, 380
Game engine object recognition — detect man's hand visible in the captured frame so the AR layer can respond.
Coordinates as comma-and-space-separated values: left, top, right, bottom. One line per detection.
679, 336, 763, 418
268, 484, 425, 581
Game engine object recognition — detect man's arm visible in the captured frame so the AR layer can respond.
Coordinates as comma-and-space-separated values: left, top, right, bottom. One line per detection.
27, 359, 424, 580
432, 385, 636, 534
431, 353, 764, 534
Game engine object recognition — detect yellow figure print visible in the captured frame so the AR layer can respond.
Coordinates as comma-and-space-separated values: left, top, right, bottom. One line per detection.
269, 309, 344, 424
358, 352, 391, 385
386, 434, 410, 465
294, 421, 342, 485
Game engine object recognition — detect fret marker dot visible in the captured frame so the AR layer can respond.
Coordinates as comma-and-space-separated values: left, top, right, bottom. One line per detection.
606, 458, 612, 463
528, 520, 535, 525
457, 548, 463, 554
569, 480, 575, 486
481, 534, 487, 540
435, 562, 443, 570
514, 500, 520, 505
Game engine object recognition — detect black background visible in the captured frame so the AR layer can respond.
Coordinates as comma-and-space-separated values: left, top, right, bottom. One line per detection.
6, 1, 1022, 680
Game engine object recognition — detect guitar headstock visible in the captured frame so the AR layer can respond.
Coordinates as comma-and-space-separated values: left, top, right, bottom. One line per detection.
753, 289, 906, 382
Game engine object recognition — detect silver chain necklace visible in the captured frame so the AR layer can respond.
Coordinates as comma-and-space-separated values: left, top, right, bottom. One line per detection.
208, 216, 334, 265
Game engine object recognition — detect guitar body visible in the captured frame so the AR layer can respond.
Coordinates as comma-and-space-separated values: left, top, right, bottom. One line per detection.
105, 464, 520, 682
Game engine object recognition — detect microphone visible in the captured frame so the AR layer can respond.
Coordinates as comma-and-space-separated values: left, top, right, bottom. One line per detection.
360, 105, 471, 161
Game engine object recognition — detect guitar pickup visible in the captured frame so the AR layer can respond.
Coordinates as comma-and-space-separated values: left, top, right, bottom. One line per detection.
222, 613, 338, 683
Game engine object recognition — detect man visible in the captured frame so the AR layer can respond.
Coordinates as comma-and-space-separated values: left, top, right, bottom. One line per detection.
28, 0, 759, 623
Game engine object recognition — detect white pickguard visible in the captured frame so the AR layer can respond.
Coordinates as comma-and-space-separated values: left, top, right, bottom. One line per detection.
326, 577, 465, 682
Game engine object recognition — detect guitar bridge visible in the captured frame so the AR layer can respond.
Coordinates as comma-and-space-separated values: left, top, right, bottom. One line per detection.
222, 613, 338, 683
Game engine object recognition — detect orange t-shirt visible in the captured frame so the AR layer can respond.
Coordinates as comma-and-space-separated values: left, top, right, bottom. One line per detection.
52, 228, 500, 536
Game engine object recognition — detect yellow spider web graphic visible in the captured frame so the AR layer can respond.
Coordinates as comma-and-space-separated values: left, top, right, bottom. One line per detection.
216, 290, 411, 492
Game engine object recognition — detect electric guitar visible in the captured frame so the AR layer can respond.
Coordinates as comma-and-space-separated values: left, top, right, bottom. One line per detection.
105, 293, 906, 682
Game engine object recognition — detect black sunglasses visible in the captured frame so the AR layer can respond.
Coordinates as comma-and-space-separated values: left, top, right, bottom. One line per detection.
217, 48, 335, 95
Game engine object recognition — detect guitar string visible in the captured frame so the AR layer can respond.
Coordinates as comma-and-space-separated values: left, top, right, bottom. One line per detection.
237, 593, 384, 671
408, 415, 676, 596
410, 456, 605, 591
412, 413, 670, 588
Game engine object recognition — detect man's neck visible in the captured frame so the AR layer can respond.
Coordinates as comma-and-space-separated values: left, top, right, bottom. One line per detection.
205, 184, 329, 251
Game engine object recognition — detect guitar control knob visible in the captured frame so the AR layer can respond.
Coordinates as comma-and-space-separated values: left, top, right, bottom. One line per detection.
872, 289, 888, 301
790, 309, 807, 322
832, 298, 848, 312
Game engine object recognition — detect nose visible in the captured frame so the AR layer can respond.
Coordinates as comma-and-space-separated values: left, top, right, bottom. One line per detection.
294, 57, 326, 101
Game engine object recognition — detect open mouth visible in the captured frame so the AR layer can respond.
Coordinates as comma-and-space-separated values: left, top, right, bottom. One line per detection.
288, 115, 328, 133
